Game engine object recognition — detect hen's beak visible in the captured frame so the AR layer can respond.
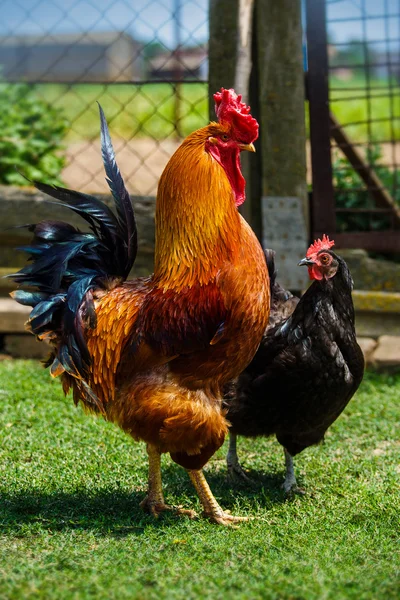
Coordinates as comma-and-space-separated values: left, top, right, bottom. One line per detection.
238, 142, 256, 153
298, 257, 315, 267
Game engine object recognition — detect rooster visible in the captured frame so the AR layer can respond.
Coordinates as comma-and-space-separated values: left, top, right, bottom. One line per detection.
10, 89, 270, 525
224, 236, 364, 492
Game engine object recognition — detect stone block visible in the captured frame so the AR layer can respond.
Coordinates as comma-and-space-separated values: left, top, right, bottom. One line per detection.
355, 312, 400, 338
352, 291, 400, 338
0, 299, 30, 333
357, 337, 378, 364
373, 336, 400, 371
339, 249, 400, 292
352, 290, 400, 313
3, 334, 49, 359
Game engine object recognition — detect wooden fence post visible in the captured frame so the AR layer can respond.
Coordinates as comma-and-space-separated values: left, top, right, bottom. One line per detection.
255, 0, 309, 289
209, 0, 255, 225
209, 0, 240, 114
209, 1, 308, 287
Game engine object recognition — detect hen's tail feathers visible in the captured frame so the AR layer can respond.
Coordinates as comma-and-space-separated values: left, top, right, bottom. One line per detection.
8, 106, 137, 412
263, 248, 299, 333
264, 249, 277, 288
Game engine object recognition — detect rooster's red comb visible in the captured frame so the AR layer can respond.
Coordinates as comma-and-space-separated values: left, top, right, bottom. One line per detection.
306, 234, 335, 257
213, 88, 259, 143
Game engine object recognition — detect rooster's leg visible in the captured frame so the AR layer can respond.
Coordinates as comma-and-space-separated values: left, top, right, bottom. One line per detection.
282, 448, 305, 495
187, 468, 248, 526
140, 444, 196, 518
226, 433, 253, 483
140, 443, 167, 516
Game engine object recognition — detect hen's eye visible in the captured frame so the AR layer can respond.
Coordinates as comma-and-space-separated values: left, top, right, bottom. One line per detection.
320, 254, 329, 264
221, 134, 229, 141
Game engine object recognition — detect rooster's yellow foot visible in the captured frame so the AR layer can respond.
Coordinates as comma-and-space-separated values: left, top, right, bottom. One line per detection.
140, 496, 196, 519
204, 510, 250, 527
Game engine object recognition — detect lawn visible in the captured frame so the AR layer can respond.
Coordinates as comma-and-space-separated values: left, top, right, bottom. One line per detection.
13, 76, 400, 144
30, 82, 209, 142
0, 360, 399, 600
329, 76, 400, 143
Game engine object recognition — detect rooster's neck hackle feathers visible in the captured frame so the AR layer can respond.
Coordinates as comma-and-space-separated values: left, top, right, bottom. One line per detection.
154, 126, 243, 289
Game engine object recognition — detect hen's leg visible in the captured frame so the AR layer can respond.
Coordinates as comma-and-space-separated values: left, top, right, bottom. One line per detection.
226, 433, 253, 482
282, 448, 305, 495
140, 444, 196, 518
187, 469, 249, 526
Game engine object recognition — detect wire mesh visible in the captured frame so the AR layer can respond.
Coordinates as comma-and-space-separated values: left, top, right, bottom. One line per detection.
326, 0, 400, 234
0, 0, 209, 196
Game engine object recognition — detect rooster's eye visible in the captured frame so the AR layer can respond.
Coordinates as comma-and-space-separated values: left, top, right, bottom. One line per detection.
221, 134, 229, 141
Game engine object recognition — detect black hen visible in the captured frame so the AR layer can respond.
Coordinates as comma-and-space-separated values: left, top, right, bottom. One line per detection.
224, 236, 365, 492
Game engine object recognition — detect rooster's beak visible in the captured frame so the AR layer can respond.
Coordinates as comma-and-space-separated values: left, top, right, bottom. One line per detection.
298, 257, 315, 267
238, 142, 256, 153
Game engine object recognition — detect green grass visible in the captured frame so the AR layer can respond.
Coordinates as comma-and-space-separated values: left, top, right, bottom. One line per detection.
22, 77, 399, 144
2, 76, 399, 144
2, 77, 396, 145
0, 360, 399, 599
330, 77, 400, 142
25, 82, 209, 142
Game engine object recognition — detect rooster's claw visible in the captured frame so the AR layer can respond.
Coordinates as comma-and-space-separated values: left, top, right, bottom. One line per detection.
140, 496, 197, 519
204, 510, 251, 527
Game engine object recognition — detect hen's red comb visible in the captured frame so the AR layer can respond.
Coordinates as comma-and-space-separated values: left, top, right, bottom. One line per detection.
213, 88, 259, 143
306, 234, 335, 257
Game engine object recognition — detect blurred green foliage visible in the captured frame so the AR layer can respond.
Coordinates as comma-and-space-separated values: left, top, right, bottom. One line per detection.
333, 145, 399, 233
0, 82, 67, 186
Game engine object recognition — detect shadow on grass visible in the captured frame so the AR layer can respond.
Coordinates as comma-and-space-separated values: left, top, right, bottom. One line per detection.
0, 488, 152, 537
0, 466, 293, 536
161, 462, 293, 511
206, 468, 303, 505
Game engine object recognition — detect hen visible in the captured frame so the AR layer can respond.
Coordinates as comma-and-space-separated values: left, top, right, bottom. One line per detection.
224, 236, 364, 492
10, 89, 270, 525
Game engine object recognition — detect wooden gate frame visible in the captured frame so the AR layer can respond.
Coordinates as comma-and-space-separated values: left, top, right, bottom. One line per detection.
305, 0, 400, 252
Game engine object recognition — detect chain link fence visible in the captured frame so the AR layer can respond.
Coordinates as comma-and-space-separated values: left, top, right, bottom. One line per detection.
0, 0, 209, 196
326, 0, 400, 235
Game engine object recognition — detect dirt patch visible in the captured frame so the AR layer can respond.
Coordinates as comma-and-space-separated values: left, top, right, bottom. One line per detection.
63, 137, 180, 196
62, 138, 399, 195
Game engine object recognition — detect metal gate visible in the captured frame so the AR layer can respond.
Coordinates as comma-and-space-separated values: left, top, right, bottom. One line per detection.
306, 0, 400, 253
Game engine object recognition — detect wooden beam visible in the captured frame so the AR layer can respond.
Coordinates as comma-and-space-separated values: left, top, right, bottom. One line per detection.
305, 0, 336, 236
330, 113, 400, 229
322, 231, 400, 253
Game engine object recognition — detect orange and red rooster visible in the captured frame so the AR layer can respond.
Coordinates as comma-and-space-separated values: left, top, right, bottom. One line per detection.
10, 89, 270, 525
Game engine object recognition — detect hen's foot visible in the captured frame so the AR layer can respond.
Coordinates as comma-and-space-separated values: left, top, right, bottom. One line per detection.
140, 496, 197, 519
227, 461, 255, 485
281, 478, 305, 496
226, 433, 256, 484
282, 448, 305, 495
283, 484, 306, 496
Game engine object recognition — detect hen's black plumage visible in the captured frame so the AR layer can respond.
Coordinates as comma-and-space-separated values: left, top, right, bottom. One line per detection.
225, 248, 365, 491
263, 249, 299, 329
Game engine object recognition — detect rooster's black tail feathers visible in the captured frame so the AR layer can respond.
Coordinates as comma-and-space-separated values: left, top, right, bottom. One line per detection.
9, 106, 137, 410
